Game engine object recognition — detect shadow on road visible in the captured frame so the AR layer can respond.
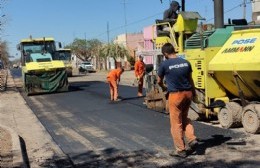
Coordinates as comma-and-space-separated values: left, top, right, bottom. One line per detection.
121, 95, 146, 101
195, 134, 232, 155
162, 159, 260, 168
66, 148, 158, 168
19, 136, 30, 168
38, 145, 260, 168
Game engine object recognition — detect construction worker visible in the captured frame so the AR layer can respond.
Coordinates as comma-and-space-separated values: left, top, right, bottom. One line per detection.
163, 0, 180, 21
134, 55, 145, 96
157, 43, 198, 158
163, 0, 180, 31
107, 67, 124, 101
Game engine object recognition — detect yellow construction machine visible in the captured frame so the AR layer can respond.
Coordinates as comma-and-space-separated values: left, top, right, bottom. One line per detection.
55, 48, 73, 77
17, 37, 69, 95
145, 0, 260, 134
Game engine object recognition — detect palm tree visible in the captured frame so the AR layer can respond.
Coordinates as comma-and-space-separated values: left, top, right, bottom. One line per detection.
100, 43, 129, 70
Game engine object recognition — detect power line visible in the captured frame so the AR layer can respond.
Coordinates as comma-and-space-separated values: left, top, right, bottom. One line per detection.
206, 0, 253, 22
91, 11, 162, 39
93, 0, 258, 40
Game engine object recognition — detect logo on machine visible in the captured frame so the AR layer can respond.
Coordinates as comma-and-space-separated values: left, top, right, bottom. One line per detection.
231, 37, 257, 45
222, 37, 257, 53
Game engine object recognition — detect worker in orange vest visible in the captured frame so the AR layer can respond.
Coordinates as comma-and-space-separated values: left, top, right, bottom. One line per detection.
107, 67, 124, 101
134, 55, 145, 96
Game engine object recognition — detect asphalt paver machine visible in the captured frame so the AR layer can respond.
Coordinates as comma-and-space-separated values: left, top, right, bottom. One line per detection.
145, 0, 260, 133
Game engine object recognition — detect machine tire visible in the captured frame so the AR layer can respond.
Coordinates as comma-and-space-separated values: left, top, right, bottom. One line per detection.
218, 102, 242, 128
242, 104, 260, 134
67, 71, 73, 77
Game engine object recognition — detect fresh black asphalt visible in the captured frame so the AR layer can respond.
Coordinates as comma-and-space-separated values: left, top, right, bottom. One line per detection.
11, 69, 245, 167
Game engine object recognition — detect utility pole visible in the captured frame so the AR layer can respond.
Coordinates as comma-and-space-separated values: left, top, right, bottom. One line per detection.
123, 0, 128, 46
84, 32, 87, 61
107, 21, 110, 44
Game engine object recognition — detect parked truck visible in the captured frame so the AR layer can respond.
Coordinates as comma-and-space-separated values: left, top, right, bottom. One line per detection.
145, 0, 260, 134
17, 37, 69, 95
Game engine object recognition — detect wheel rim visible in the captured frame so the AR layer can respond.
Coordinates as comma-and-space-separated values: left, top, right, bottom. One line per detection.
243, 110, 258, 130
219, 108, 232, 128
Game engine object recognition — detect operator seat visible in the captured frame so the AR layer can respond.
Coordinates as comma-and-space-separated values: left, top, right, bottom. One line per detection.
232, 19, 248, 25
155, 19, 175, 37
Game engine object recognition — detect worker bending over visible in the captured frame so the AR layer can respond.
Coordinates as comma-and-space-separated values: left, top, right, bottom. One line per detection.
107, 67, 124, 101
134, 55, 145, 97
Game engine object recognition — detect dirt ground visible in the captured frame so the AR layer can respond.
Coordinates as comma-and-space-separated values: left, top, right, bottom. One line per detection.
0, 127, 12, 167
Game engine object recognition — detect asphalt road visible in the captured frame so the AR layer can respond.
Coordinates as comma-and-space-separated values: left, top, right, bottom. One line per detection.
10, 68, 22, 78
11, 69, 247, 168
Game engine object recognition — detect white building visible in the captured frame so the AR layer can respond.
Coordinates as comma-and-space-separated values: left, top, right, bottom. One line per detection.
252, 1, 260, 23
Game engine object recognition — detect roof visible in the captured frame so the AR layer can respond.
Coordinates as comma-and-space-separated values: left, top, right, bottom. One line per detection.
179, 12, 204, 20
57, 48, 71, 51
21, 37, 55, 43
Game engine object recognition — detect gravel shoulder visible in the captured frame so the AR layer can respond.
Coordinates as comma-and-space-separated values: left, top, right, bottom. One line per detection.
0, 70, 71, 167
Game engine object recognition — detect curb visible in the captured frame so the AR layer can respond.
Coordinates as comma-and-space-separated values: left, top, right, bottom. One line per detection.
6, 69, 72, 167
1, 70, 26, 167
0, 124, 25, 168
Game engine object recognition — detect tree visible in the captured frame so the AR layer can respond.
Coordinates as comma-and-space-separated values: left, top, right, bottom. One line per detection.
127, 56, 135, 68
65, 38, 102, 62
99, 43, 129, 70
0, 41, 9, 67
87, 39, 102, 70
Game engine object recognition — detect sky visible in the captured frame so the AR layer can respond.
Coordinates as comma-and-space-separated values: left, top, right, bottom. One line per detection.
1, 0, 253, 59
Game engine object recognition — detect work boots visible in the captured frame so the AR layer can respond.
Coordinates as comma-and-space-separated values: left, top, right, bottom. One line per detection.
169, 150, 187, 158
187, 139, 199, 155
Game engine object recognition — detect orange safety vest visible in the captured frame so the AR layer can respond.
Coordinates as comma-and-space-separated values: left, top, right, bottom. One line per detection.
107, 68, 122, 81
134, 60, 145, 77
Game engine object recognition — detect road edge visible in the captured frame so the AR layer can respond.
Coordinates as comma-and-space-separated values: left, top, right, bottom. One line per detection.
0, 124, 25, 168
7, 69, 73, 167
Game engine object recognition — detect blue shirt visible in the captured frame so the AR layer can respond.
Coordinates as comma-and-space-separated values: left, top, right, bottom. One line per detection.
158, 57, 192, 92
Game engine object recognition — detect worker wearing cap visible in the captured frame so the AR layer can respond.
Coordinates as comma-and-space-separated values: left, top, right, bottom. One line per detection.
163, 0, 180, 21
158, 43, 198, 158
107, 67, 124, 101
134, 55, 145, 96
163, 1, 180, 31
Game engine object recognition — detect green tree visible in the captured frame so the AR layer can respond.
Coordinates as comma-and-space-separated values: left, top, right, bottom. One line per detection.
66, 38, 102, 62
99, 43, 129, 70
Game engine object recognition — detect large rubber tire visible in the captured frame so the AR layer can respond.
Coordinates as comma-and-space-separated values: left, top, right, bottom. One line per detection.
242, 104, 260, 134
67, 70, 72, 77
218, 102, 242, 128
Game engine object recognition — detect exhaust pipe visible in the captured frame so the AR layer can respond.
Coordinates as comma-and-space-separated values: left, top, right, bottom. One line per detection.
214, 0, 224, 28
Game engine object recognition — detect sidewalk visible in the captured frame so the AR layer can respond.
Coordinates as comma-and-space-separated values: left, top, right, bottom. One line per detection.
0, 70, 71, 167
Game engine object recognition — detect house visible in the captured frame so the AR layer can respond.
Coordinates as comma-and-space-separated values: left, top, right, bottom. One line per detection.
252, 1, 260, 24
113, 33, 144, 70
